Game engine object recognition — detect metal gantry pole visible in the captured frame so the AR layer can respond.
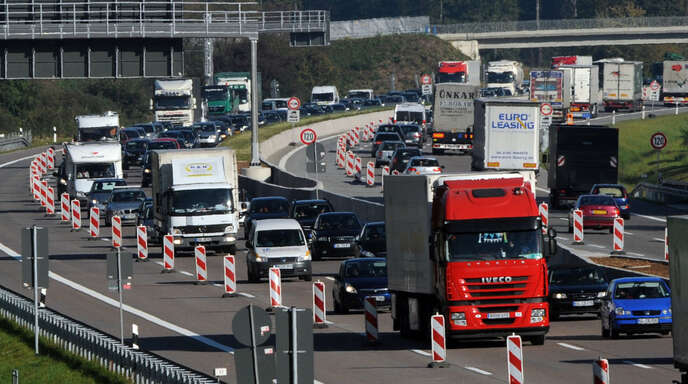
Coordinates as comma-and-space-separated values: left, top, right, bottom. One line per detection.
250, 36, 260, 166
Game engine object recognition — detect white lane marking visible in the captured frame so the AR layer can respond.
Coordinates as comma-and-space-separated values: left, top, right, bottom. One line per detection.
464, 366, 493, 376
623, 360, 652, 369
557, 342, 585, 351
588, 244, 605, 249
325, 276, 335, 281
237, 292, 255, 298
653, 237, 665, 242
411, 349, 432, 357
625, 231, 634, 236
631, 213, 666, 223
314, 381, 325, 384
0, 154, 41, 168
559, 217, 569, 221
180, 271, 194, 277
627, 252, 646, 257
0, 241, 234, 354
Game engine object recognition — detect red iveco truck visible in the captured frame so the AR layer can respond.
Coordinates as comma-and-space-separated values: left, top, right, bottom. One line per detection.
384, 173, 556, 345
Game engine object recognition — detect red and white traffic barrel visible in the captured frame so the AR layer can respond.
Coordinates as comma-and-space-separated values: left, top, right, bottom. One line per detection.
32, 176, 40, 201
222, 255, 236, 297
111, 216, 122, 248
336, 147, 344, 169
136, 225, 148, 261
366, 162, 375, 187
354, 128, 360, 144
47, 149, 54, 169
573, 209, 584, 244
428, 314, 448, 368
70, 200, 81, 231
89, 207, 99, 238
45, 187, 55, 215
40, 179, 47, 207
162, 234, 175, 272
539, 203, 548, 235
381, 166, 390, 191
312, 281, 327, 328
346, 151, 355, 177
593, 358, 609, 384
355, 156, 362, 178
60, 193, 70, 222
364, 296, 378, 344
612, 217, 624, 254
195, 245, 207, 283
269, 267, 282, 308
507, 334, 524, 384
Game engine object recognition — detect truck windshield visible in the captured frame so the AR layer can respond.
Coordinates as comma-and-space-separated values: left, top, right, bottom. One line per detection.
203, 90, 228, 101
79, 127, 118, 141
487, 72, 515, 83
446, 230, 542, 261
256, 229, 305, 247
437, 72, 466, 83
234, 88, 248, 103
75, 163, 116, 179
172, 189, 233, 215
155, 95, 190, 110
312, 93, 334, 102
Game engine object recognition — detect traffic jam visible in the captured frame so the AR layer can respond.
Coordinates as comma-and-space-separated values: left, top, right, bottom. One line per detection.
14, 54, 686, 384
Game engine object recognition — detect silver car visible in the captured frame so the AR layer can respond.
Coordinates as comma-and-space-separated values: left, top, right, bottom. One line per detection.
375, 141, 406, 168
194, 122, 220, 147
403, 156, 443, 175
399, 124, 424, 147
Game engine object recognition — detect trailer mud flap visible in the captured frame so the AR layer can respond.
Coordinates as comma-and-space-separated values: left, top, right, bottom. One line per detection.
409, 297, 419, 331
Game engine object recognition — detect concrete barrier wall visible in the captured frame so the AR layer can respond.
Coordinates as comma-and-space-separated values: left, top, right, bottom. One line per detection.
0, 137, 30, 152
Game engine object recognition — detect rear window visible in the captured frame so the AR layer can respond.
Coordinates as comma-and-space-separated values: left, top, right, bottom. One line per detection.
149, 141, 178, 150
410, 158, 439, 167
382, 142, 402, 150
398, 149, 422, 158
594, 186, 625, 198
126, 141, 147, 150
400, 125, 420, 134
92, 180, 126, 192
579, 196, 616, 206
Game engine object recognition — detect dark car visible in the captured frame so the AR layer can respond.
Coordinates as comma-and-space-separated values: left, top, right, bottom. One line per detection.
243, 196, 291, 239
105, 188, 147, 226
402, 91, 419, 103
354, 222, 386, 258
390, 147, 422, 173
332, 258, 390, 313
363, 98, 383, 108
159, 130, 199, 149
122, 138, 150, 170
131, 123, 158, 139
590, 184, 630, 219
136, 199, 160, 244
548, 265, 609, 320
371, 132, 403, 156
601, 277, 672, 338
87, 178, 127, 212
120, 127, 143, 144
290, 199, 334, 231
309, 212, 362, 260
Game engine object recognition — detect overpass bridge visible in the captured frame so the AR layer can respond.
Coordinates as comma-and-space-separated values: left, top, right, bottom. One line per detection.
434, 16, 688, 59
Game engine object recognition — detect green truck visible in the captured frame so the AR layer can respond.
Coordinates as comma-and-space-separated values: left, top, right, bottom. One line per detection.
213, 72, 262, 113
202, 84, 238, 116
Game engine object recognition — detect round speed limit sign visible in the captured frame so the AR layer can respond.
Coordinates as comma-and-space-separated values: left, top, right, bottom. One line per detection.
650, 132, 667, 150
300, 128, 317, 145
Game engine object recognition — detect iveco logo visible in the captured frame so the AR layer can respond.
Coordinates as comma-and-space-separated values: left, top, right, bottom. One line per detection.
481, 276, 512, 283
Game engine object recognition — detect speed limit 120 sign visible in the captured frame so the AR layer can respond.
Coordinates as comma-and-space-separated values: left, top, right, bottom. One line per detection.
300, 128, 317, 145
650, 132, 667, 150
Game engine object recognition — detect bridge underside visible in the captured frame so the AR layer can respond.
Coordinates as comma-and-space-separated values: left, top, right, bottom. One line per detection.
0, 38, 183, 79
478, 34, 688, 50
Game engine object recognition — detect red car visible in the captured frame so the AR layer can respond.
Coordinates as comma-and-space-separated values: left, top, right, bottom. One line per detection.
568, 194, 620, 233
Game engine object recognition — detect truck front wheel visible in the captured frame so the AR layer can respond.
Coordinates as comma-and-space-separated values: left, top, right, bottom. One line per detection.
528, 335, 545, 345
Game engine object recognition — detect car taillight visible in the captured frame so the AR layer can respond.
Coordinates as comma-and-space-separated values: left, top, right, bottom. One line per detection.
432, 132, 445, 139
375, 141, 382, 144
413, 132, 421, 137
433, 167, 442, 172
470, 134, 474, 139
408, 168, 416, 173
615, 208, 620, 216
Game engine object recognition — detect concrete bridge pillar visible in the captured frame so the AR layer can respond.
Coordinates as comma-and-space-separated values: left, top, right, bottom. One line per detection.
450, 40, 479, 60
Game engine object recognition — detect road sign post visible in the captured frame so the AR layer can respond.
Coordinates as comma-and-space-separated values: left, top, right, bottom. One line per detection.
22, 226, 49, 355
651, 132, 667, 183
300, 128, 319, 199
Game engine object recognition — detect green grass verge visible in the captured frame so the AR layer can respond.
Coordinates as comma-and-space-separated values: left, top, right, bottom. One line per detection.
221, 107, 393, 162
0, 317, 128, 384
617, 113, 688, 188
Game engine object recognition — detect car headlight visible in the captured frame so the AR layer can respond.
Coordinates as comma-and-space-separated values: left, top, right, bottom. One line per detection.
360, 250, 375, 258
59, 178, 67, 185
224, 225, 235, 233
615, 307, 630, 316
300, 250, 311, 261
209, 135, 216, 140
255, 253, 264, 262
451, 312, 467, 326
345, 283, 357, 293
554, 293, 567, 299
172, 228, 182, 236
317, 236, 329, 242
597, 291, 608, 298
92, 199, 98, 205
144, 169, 151, 173
662, 308, 672, 315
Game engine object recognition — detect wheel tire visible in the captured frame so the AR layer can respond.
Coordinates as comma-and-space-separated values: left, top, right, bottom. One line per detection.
550, 310, 560, 321
123, 162, 129, 171
312, 248, 321, 261
609, 226, 614, 234
611, 326, 620, 339
601, 320, 610, 338
303, 273, 312, 282
568, 223, 573, 233
529, 335, 545, 346
334, 297, 348, 314
661, 331, 670, 336
247, 266, 259, 283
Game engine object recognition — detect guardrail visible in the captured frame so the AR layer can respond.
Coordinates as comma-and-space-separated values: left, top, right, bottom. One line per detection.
0, 131, 32, 152
0, 284, 216, 384
631, 182, 688, 205
433, 15, 688, 34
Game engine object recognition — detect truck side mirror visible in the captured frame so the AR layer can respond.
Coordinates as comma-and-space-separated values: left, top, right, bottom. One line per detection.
546, 227, 558, 259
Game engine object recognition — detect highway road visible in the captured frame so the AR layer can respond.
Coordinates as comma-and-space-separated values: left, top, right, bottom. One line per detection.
0, 133, 680, 383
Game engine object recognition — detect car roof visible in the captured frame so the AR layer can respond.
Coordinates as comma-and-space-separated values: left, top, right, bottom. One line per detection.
254, 218, 303, 231
93, 178, 126, 183
293, 199, 330, 205
364, 221, 384, 227
593, 184, 625, 188
343, 257, 386, 264
250, 196, 289, 202
319, 212, 356, 217
408, 156, 438, 161
126, 138, 150, 143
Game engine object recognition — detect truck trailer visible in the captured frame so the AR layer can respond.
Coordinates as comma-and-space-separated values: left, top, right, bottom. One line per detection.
75, 111, 120, 143
385, 173, 556, 344
596, 59, 643, 112
431, 83, 479, 155
558, 65, 601, 118
662, 61, 688, 105
529, 70, 571, 121
152, 79, 196, 127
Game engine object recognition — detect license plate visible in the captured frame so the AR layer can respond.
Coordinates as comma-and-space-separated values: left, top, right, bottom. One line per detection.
333, 243, 350, 248
637, 317, 659, 324
195, 237, 212, 242
572, 300, 594, 307
274, 264, 292, 269
125, 213, 136, 219
487, 312, 510, 319
374, 295, 385, 302
592, 209, 607, 215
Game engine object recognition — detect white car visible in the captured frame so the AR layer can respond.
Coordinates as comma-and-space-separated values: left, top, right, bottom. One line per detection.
245, 218, 312, 282
403, 156, 443, 175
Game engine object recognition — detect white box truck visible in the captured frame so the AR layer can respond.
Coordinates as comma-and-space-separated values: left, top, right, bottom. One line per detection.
669, 215, 688, 383
57, 142, 123, 204
75, 111, 120, 143
558, 65, 601, 118
662, 61, 688, 106
487, 60, 524, 96
151, 148, 239, 253
152, 79, 196, 127
431, 83, 479, 155
530, 70, 571, 121
596, 59, 643, 112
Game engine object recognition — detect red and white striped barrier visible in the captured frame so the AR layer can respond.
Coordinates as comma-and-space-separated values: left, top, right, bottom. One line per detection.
71, 200, 81, 231
269, 267, 282, 308
89, 207, 99, 238
391, 169, 399, 175
381, 166, 390, 190
430, 314, 447, 366
195, 245, 207, 283
46, 187, 55, 215
354, 128, 360, 144
593, 358, 609, 384
539, 203, 548, 235
40, 179, 47, 207
346, 151, 355, 177
47, 149, 54, 169
355, 156, 362, 178
612, 217, 624, 254
112, 216, 122, 248
162, 235, 175, 272
573, 209, 584, 244
312, 281, 327, 327
665, 227, 669, 261
336, 147, 344, 169
136, 225, 148, 260
364, 296, 378, 344
60, 193, 70, 222
32, 176, 40, 201
369, 125, 374, 138
366, 162, 375, 187
507, 334, 524, 384
222, 255, 236, 297
38, 153, 47, 175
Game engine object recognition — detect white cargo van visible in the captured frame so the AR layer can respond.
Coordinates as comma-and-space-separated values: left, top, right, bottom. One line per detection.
346, 89, 374, 100
394, 103, 427, 134
261, 98, 289, 111
57, 143, 123, 205
311, 86, 340, 105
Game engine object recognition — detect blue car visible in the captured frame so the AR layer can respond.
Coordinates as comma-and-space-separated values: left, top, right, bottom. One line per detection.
332, 258, 389, 313
601, 277, 672, 338
590, 184, 630, 219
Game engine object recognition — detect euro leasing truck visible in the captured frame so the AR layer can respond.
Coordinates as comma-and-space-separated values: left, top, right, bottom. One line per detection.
431, 83, 479, 155
486, 60, 524, 96
662, 61, 688, 105
557, 65, 601, 118
57, 142, 123, 203
669, 215, 688, 383
471, 98, 540, 172
385, 173, 556, 344
547, 124, 619, 209
214, 72, 262, 113
151, 148, 239, 252
437, 60, 481, 86
152, 79, 196, 127
529, 70, 571, 121
596, 59, 643, 112
75, 111, 120, 143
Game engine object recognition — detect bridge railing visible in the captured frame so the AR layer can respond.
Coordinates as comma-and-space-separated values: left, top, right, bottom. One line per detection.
434, 16, 688, 34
